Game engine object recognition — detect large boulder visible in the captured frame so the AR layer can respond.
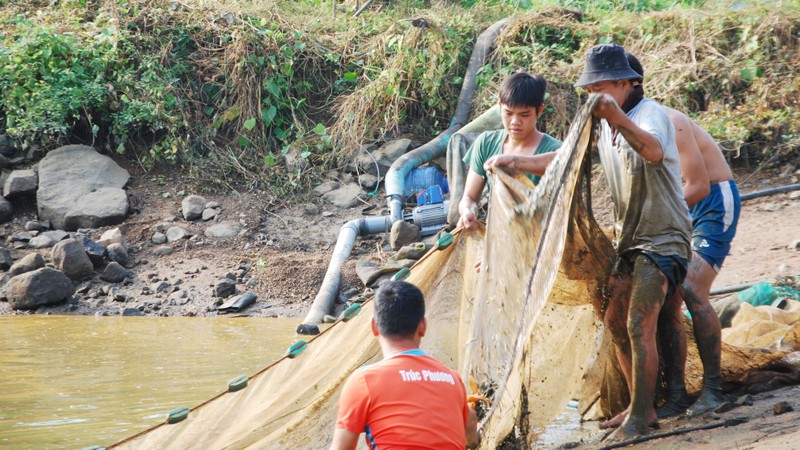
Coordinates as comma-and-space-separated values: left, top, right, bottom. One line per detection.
51, 238, 95, 281
7, 268, 75, 310
63, 188, 129, 230
37, 145, 130, 229
8, 253, 45, 278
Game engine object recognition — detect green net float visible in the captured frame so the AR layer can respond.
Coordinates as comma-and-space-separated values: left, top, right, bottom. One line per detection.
341, 302, 362, 322
392, 267, 411, 281
228, 375, 248, 392
436, 232, 454, 250
167, 406, 190, 424
286, 340, 308, 359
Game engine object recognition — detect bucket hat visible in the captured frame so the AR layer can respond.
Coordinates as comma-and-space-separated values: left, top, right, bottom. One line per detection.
575, 44, 642, 88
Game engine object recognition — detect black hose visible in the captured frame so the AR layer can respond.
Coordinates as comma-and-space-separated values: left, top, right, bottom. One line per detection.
596, 417, 748, 450
740, 183, 800, 201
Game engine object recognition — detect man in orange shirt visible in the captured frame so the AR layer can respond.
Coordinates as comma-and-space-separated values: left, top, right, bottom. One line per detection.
331, 281, 478, 449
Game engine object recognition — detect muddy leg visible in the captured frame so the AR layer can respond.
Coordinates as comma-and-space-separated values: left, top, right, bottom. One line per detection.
656, 288, 689, 418
684, 254, 724, 417
600, 275, 633, 430
608, 255, 665, 441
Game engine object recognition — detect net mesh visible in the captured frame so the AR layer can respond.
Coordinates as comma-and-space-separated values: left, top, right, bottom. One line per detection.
111, 97, 800, 450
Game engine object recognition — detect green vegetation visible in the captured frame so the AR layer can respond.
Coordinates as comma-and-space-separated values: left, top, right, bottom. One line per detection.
0, 0, 797, 194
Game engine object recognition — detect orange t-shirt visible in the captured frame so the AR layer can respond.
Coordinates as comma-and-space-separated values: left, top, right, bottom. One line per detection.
335, 349, 468, 449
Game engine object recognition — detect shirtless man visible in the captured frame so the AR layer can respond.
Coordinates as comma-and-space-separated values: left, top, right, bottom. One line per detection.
626, 53, 741, 417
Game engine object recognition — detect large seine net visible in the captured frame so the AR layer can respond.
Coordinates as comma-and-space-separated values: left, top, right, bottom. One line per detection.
111, 96, 799, 449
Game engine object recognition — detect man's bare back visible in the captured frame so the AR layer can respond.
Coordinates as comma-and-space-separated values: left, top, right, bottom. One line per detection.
664, 107, 733, 184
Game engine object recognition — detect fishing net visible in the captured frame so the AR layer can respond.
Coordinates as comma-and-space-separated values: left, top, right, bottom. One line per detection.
111, 96, 800, 450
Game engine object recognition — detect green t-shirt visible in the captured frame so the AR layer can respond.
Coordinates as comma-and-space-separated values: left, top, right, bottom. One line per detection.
462, 129, 562, 187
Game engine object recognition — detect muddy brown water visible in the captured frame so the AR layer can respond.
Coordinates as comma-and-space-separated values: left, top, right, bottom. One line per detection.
0, 315, 298, 449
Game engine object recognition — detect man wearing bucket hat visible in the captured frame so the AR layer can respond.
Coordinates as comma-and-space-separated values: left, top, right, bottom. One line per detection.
484, 43, 692, 440
626, 52, 739, 419
577, 44, 692, 441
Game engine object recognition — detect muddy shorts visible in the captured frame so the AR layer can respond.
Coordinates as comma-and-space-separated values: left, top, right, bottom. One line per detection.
615, 250, 688, 299
690, 180, 741, 272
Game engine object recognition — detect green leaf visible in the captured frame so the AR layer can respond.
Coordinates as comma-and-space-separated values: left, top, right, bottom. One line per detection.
244, 118, 257, 131
274, 128, 289, 140
343, 71, 357, 81
238, 135, 251, 147
263, 153, 275, 166
262, 105, 277, 126
203, 106, 214, 116
300, 150, 312, 159
312, 123, 326, 136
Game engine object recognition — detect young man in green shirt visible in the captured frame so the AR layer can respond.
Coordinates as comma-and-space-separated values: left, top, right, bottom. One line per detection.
457, 72, 562, 230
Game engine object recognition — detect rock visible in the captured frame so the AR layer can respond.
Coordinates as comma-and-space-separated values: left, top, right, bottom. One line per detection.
789, 239, 800, 251
322, 211, 334, 217
182, 195, 207, 221
313, 180, 339, 196
37, 145, 130, 229
0, 197, 12, 224
10, 231, 32, 243
773, 401, 794, 415
759, 202, 781, 212
391, 242, 427, 261
206, 201, 220, 209
63, 187, 129, 230
7, 268, 75, 310
357, 173, 379, 191
736, 394, 754, 406
152, 232, 167, 244
355, 138, 411, 176
27, 235, 56, 249
214, 277, 236, 298
106, 242, 132, 267
8, 253, 45, 278
0, 247, 12, 270
121, 307, 143, 316
390, 220, 421, 251
296, 323, 320, 335
789, 191, 800, 200
80, 235, 107, 267
201, 208, 218, 221
98, 228, 126, 248
24, 220, 48, 231
39, 230, 68, 243
51, 238, 94, 281
100, 262, 132, 283
302, 203, 319, 215
3, 169, 38, 197
153, 246, 174, 256
321, 183, 364, 209
714, 402, 739, 413
0, 134, 16, 157
205, 222, 240, 239
166, 226, 190, 242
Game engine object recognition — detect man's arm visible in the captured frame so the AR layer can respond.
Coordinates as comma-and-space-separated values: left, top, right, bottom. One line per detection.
593, 94, 664, 163
458, 170, 486, 230
483, 151, 557, 175
330, 428, 359, 450
466, 407, 479, 448
672, 114, 710, 206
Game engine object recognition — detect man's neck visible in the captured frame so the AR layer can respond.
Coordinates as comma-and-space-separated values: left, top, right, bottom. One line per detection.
378, 336, 422, 358
505, 129, 543, 155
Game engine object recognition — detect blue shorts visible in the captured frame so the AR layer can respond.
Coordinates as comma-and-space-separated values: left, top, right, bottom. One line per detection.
690, 180, 741, 272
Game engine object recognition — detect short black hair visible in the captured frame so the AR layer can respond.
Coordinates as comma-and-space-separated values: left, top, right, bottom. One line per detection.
374, 281, 425, 338
626, 52, 644, 82
498, 72, 547, 109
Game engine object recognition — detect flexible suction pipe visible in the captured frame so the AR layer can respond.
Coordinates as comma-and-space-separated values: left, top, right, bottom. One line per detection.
297, 18, 508, 334
386, 18, 509, 222
298, 216, 392, 333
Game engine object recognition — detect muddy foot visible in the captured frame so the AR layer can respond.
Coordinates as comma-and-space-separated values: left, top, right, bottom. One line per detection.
603, 419, 649, 443
656, 393, 690, 419
599, 407, 628, 429
687, 387, 725, 417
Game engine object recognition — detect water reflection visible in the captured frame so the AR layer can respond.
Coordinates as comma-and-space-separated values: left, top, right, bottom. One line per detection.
0, 315, 298, 450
